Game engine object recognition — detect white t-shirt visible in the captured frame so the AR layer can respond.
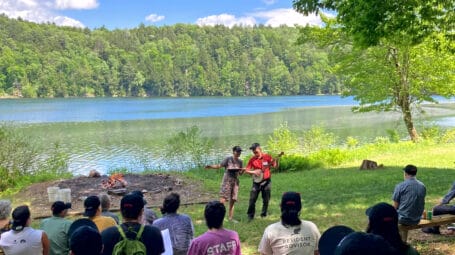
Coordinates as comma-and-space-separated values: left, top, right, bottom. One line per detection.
0, 227, 43, 255
258, 220, 320, 255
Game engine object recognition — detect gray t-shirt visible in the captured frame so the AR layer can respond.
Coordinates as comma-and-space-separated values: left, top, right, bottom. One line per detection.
392, 177, 426, 225
153, 213, 194, 255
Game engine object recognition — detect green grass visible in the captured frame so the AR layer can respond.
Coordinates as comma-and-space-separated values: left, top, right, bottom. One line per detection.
178, 142, 455, 255
7, 141, 455, 255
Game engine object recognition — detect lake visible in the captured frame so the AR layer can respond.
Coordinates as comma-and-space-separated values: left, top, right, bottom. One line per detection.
1, 96, 455, 174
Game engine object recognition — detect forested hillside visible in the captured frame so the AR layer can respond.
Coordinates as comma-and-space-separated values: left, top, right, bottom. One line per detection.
0, 15, 341, 98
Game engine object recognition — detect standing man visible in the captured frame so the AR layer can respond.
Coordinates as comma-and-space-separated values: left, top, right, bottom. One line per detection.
187, 201, 241, 255
40, 201, 73, 255
245, 143, 277, 221
205, 146, 243, 222
258, 192, 321, 255
392, 164, 426, 225
101, 193, 165, 255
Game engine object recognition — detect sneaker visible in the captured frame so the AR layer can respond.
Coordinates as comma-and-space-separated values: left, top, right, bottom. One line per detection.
422, 227, 440, 235
260, 213, 267, 218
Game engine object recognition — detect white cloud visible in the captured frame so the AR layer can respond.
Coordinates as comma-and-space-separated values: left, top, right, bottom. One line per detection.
0, 0, 85, 27
196, 14, 256, 28
252, 8, 324, 27
145, 14, 165, 23
54, 0, 99, 10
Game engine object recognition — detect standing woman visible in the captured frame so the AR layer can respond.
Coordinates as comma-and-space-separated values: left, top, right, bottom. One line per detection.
0, 205, 50, 255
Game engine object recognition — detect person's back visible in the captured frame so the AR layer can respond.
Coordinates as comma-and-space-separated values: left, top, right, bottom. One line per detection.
152, 193, 194, 255
392, 165, 426, 225
258, 192, 320, 255
99, 193, 119, 224
0, 206, 49, 255
40, 201, 72, 255
187, 201, 241, 255
101, 194, 164, 255
83, 196, 117, 232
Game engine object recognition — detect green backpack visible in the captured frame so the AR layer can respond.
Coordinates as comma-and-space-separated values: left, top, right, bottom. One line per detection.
112, 225, 147, 255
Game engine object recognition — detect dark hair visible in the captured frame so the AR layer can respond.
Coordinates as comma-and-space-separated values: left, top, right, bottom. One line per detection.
335, 232, 399, 255
366, 203, 409, 253
204, 201, 225, 229
403, 164, 417, 176
161, 193, 180, 215
12, 205, 30, 231
249, 143, 260, 151
70, 226, 102, 255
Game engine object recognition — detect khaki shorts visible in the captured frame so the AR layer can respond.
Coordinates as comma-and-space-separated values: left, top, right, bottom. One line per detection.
220, 173, 239, 201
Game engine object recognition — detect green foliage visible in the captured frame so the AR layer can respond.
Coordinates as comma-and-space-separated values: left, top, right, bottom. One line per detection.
345, 136, 359, 148
0, 16, 342, 98
0, 125, 70, 192
293, 0, 455, 142
308, 148, 351, 167
420, 125, 442, 141
277, 155, 323, 172
266, 122, 298, 155
301, 125, 337, 154
386, 129, 400, 143
440, 128, 455, 143
164, 126, 214, 170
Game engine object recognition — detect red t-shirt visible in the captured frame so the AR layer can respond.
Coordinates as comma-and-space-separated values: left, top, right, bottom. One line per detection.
246, 154, 274, 180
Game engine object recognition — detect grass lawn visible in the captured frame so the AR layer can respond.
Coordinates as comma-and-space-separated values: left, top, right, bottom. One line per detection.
179, 142, 455, 255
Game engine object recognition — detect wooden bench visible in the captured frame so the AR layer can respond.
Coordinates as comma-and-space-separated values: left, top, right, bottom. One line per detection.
398, 214, 455, 241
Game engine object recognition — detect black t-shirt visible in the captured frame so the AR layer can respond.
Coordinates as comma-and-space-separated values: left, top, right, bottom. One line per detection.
101, 222, 165, 255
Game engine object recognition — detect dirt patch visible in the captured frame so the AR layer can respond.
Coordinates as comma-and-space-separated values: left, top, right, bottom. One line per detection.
408, 228, 455, 255
13, 173, 213, 218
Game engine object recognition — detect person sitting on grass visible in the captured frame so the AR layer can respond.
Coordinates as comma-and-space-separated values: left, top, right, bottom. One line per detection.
187, 201, 241, 255
366, 202, 419, 255
99, 193, 119, 224
69, 226, 103, 255
258, 191, 321, 255
0, 205, 50, 255
153, 193, 194, 255
84, 196, 117, 233
40, 201, 73, 255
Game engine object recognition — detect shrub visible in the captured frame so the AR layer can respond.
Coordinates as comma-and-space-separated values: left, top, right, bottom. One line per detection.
301, 126, 337, 154
266, 122, 298, 155
440, 128, 455, 143
346, 136, 359, 148
277, 155, 323, 172
420, 125, 442, 142
386, 129, 400, 143
308, 148, 351, 167
0, 125, 70, 192
164, 126, 213, 170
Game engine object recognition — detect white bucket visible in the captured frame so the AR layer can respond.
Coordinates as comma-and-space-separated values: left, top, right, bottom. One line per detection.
47, 187, 60, 203
58, 188, 71, 203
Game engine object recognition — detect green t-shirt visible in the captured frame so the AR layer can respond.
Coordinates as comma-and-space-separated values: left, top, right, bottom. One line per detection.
40, 216, 72, 255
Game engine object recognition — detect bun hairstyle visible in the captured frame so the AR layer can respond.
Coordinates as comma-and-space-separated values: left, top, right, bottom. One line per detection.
11, 205, 30, 231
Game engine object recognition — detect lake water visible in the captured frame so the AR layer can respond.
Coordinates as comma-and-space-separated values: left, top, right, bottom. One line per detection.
1, 96, 454, 174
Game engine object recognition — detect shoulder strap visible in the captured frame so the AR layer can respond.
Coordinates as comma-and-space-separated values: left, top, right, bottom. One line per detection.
135, 225, 145, 240
117, 225, 127, 240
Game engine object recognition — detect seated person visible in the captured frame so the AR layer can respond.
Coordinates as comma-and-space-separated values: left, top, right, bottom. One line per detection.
422, 181, 455, 234
153, 193, 194, 255
258, 191, 320, 255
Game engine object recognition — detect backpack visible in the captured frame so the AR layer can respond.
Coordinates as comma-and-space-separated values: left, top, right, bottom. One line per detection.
112, 224, 147, 255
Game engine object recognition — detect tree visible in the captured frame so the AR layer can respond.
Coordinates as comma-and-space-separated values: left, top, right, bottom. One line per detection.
293, 0, 455, 141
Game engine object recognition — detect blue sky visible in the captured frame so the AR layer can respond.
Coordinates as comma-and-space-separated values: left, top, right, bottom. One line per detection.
0, 0, 324, 29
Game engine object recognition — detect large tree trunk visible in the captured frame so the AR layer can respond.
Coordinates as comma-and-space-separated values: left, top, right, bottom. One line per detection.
402, 103, 419, 141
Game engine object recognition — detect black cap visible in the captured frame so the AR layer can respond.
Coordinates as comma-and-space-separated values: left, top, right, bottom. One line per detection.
52, 201, 71, 215
249, 142, 260, 150
318, 225, 355, 255
130, 190, 147, 205
70, 226, 102, 255
365, 202, 398, 228
232, 146, 242, 152
84, 196, 100, 217
121, 193, 145, 219
12, 205, 30, 231
334, 232, 399, 255
281, 192, 302, 212
403, 164, 417, 175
